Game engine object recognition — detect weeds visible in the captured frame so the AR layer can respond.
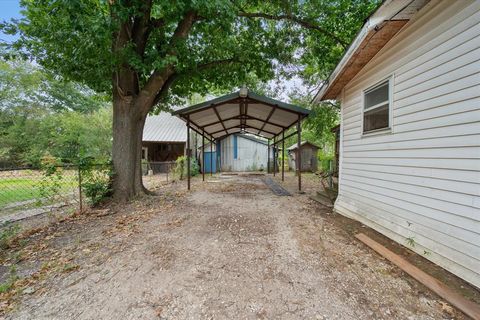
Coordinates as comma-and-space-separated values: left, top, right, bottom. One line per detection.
0, 223, 20, 250
406, 236, 416, 248
0, 265, 19, 294
170, 156, 199, 181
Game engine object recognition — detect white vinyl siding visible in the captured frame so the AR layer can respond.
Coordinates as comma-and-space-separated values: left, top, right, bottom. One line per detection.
335, 0, 480, 288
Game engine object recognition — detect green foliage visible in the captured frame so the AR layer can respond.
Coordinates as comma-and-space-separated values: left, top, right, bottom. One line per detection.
2, 0, 378, 107
37, 154, 64, 203
171, 156, 199, 181
0, 59, 109, 114
79, 158, 113, 206
279, 92, 339, 161
0, 105, 112, 167
406, 237, 416, 248
0, 223, 20, 250
319, 153, 335, 173
0, 59, 112, 168
0, 265, 18, 293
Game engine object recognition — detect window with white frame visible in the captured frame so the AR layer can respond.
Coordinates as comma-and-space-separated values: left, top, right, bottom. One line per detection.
363, 79, 390, 133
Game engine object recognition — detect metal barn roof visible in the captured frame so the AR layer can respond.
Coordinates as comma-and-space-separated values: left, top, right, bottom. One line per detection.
142, 112, 187, 143
173, 90, 310, 140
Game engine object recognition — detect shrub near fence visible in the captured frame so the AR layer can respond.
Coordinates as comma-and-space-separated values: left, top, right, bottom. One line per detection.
0, 163, 111, 222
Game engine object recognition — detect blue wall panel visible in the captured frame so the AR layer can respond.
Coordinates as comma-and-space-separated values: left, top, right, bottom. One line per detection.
204, 152, 217, 173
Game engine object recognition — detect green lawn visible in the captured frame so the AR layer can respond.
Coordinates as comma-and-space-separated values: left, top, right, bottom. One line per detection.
0, 175, 77, 209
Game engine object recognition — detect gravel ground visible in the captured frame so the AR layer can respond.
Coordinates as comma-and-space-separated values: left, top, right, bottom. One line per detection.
2, 173, 478, 319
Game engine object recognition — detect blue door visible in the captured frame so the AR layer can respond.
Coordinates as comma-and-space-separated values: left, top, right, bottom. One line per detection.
204, 152, 217, 173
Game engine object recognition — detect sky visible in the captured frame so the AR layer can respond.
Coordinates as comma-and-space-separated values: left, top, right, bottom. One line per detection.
0, 0, 22, 44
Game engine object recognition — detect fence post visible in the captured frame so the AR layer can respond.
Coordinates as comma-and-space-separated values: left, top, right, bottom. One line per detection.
328, 160, 333, 189
78, 166, 83, 213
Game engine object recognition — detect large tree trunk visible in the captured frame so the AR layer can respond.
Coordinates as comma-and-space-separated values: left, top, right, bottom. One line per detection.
111, 96, 149, 201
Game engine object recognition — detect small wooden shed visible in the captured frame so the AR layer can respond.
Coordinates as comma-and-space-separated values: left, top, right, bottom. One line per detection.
287, 141, 319, 172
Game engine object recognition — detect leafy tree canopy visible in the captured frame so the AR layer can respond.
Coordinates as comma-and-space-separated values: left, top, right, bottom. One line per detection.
0, 58, 109, 115
2, 0, 378, 107
0, 59, 111, 167
0, 107, 112, 167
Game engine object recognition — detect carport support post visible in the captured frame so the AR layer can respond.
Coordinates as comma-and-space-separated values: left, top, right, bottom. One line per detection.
297, 115, 302, 191
273, 136, 276, 177
187, 116, 191, 191
282, 131, 285, 181
267, 140, 270, 173
210, 139, 213, 176
202, 130, 205, 181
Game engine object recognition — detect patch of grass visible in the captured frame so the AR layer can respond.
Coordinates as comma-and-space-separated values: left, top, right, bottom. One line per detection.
62, 263, 79, 273
0, 223, 20, 250
0, 265, 19, 294
0, 281, 14, 294
0, 174, 77, 209
0, 178, 42, 207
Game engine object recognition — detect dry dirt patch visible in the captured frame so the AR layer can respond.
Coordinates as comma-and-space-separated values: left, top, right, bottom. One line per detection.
0, 173, 478, 319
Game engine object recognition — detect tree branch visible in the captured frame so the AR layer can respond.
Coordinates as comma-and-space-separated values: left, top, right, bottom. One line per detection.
131, 0, 153, 57
151, 72, 179, 107
238, 11, 348, 48
151, 57, 237, 107
138, 11, 198, 114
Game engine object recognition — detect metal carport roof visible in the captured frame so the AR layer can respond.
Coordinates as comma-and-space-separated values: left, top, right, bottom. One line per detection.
172, 89, 310, 140
172, 88, 311, 191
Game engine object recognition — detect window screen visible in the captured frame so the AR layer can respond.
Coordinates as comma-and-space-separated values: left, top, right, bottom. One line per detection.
364, 80, 390, 132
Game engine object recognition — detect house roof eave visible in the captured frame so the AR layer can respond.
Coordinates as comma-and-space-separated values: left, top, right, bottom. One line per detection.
314, 0, 429, 102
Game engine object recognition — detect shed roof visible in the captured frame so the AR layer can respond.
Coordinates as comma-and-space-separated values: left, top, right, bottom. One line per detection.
314, 0, 430, 101
173, 89, 310, 140
236, 133, 268, 146
142, 112, 187, 143
287, 141, 320, 151
197, 133, 268, 150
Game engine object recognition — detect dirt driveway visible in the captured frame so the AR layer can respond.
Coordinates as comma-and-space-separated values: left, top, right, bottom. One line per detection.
2, 173, 477, 319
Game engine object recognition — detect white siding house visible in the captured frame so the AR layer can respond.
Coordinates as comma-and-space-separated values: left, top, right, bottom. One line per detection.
220, 134, 268, 172
315, 0, 480, 288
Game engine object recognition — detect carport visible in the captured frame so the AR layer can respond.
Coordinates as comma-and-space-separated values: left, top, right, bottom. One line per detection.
173, 88, 310, 191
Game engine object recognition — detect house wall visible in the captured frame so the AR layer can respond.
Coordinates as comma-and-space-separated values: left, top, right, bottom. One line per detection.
142, 142, 185, 162
220, 135, 268, 171
336, 0, 480, 287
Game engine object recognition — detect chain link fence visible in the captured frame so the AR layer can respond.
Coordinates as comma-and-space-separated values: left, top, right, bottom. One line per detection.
142, 161, 175, 190
0, 164, 111, 225
0, 161, 180, 225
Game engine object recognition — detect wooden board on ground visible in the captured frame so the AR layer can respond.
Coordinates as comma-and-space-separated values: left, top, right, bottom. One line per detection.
355, 233, 480, 320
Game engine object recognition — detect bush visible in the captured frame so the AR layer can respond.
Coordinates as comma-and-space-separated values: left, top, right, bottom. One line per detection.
79, 158, 112, 206
37, 154, 65, 203
171, 156, 199, 181
318, 151, 335, 173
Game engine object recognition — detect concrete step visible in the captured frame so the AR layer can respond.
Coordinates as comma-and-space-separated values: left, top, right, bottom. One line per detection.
309, 194, 333, 208
317, 188, 337, 201
323, 187, 338, 198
